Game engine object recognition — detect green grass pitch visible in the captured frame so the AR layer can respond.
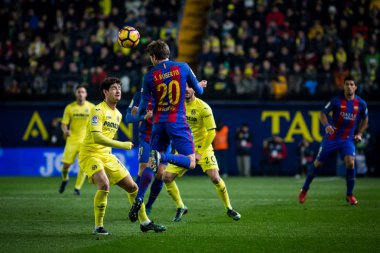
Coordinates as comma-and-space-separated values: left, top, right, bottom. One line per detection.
0, 176, 379, 253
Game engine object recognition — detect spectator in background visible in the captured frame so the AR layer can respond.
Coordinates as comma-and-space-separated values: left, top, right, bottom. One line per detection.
46, 117, 64, 147
262, 135, 288, 176
296, 139, 314, 178
213, 119, 229, 178
235, 123, 253, 177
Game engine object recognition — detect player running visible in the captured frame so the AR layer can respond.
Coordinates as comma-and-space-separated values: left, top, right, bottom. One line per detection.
163, 84, 241, 222
298, 76, 368, 205
78, 77, 166, 235
59, 85, 94, 195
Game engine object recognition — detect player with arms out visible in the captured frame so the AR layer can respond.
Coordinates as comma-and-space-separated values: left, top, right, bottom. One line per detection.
163, 84, 241, 222
125, 91, 171, 217
131, 40, 207, 217
298, 76, 368, 205
78, 77, 166, 235
59, 85, 95, 195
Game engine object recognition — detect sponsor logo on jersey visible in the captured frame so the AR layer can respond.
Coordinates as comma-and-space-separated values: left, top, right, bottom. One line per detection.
104, 121, 119, 129
91, 115, 98, 125
340, 111, 357, 121
186, 116, 197, 122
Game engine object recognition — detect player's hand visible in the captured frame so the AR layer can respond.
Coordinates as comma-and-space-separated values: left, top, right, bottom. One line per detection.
123, 142, 134, 150
354, 133, 362, 143
64, 130, 71, 137
325, 125, 334, 135
195, 153, 202, 163
199, 80, 207, 88
131, 106, 138, 116
144, 110, 153, 120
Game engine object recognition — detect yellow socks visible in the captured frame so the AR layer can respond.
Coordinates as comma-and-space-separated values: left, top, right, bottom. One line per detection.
94, 190, 109, 227
165, 181, 184, 209
127, 190, 149, 223
214, 178, 232, 210
61, 165, 69, 181
74, 169, 87, 190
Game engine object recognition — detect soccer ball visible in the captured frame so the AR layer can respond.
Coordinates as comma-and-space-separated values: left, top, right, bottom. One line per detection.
118, 26, 140, 48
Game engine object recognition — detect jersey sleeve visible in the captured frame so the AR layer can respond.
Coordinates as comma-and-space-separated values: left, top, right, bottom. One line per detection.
61, 105, 71, 125
201, 103, 216, 130
185, 63, 203, 95
89, 107, 104, 133
360, 100, 368, 120
321, 98, 336, 115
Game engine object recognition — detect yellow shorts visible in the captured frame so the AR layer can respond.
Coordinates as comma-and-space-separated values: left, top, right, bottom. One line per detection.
165, 150, 219, 177
78, 153, 129, 185
62, 141, 81, 164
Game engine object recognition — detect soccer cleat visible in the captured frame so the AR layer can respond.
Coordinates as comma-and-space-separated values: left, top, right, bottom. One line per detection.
58, 180, 69, 194
298, 189, 308, 204
149, 150, 161, 173
227, 209, 241, 221
146, 207, 152, 217
140, 221, 166, 233
73, 188, 81, 196
129, 198, 143, 222
173, 206, 188, 222
93, 227, 110, 235
346, 195, 358, 205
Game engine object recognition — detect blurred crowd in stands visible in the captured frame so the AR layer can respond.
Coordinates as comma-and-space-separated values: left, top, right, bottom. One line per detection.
0, 0, 379, 101
0, 0, 179, 101
200, 0, 380, 100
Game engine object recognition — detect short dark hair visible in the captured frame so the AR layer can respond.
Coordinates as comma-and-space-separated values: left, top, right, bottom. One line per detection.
76, 84, 87, 91
145, 40, 170, 60
344, 76, 356, 85
100, 77, 121, 99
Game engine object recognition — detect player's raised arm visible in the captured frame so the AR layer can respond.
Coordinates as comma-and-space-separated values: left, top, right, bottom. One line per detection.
125, 93, 145, 123
186, 63, 206, 95
137, 77, 151, 117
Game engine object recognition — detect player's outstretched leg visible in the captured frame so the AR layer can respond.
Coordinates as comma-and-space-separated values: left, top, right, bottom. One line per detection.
140, 221, 167, 233
298, 163, 319, 204
145, 177, 164, 216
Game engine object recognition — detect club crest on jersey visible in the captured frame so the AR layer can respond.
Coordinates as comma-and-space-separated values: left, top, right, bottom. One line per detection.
92, 165, 97, 170
191, 109, 196, 115
91, 115, 99, 125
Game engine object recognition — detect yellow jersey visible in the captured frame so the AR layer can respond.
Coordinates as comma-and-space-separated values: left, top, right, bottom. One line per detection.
80, 101, 122, 156
61, 101, 95, 141
185, 97, 216, 152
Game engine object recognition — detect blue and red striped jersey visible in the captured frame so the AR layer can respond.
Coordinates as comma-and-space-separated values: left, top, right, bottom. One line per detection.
322, 94, 368, 141
139, 60, 203, 124
126, 92, 153, 142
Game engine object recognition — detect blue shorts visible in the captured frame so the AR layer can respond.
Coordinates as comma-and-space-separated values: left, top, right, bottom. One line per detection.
316, 138, 355, 162
150, 122, 194, 156
139, 137, 171, 165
